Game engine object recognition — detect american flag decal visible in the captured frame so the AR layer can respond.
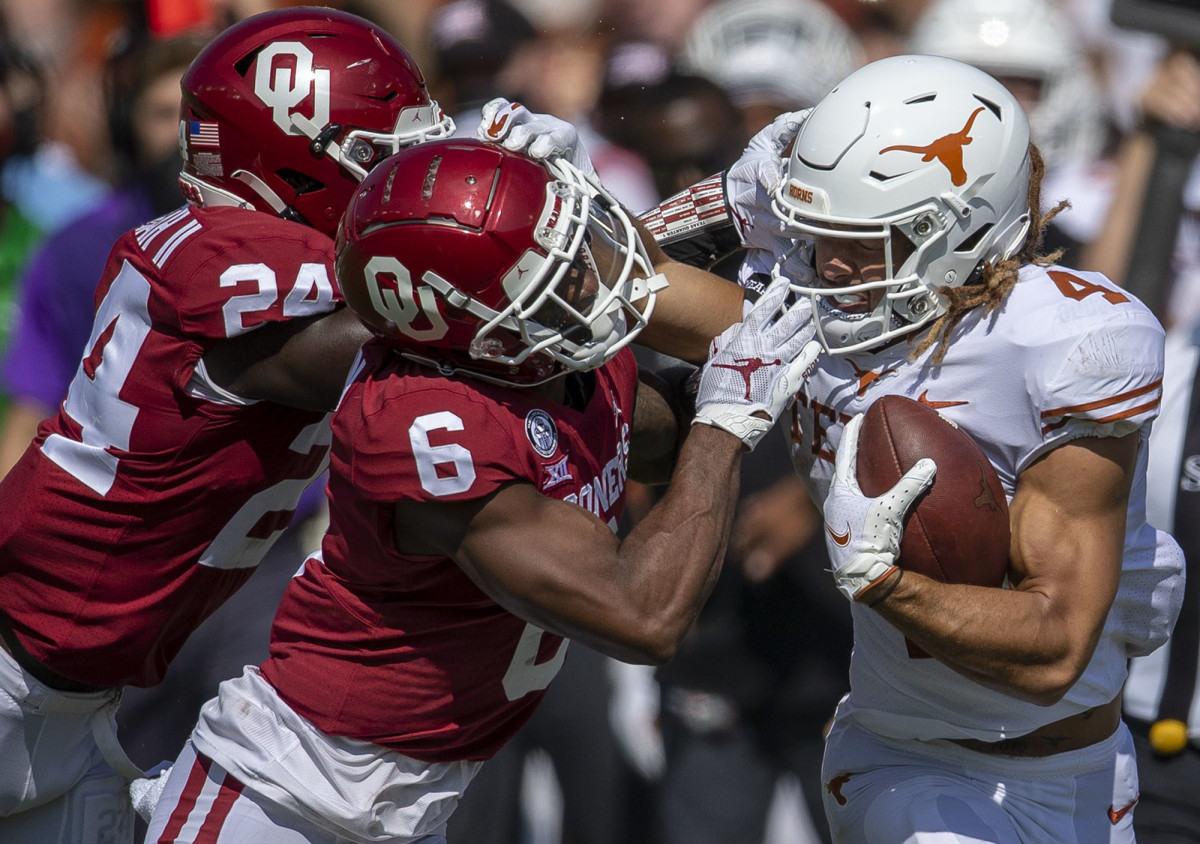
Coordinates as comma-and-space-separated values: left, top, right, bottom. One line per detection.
188, 121, 220, 148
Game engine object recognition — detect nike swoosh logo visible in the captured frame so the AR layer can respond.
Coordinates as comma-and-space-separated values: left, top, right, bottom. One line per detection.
917, 389, 968, 410
826, 523, 851, 547
486, 109, 515, 138
1108, 795, 1139, 824
486, 114, 509, 137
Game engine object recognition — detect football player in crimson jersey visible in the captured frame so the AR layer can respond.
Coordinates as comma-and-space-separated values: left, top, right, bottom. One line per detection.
0, 8, 464, 841
650, 55, 1183, 842
144, 139, 819, 843
0, 11, 753, 841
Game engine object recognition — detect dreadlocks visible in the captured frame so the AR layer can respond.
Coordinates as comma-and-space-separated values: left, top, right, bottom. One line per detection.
910, 143, 1066, 364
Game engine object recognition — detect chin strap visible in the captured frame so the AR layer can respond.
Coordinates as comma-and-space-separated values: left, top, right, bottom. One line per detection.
231, 170, 289, 214
180, 170, 309, 227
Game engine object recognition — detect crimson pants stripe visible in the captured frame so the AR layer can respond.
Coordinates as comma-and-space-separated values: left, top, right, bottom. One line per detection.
157, 754, 211, 843
195, 770, 244, 844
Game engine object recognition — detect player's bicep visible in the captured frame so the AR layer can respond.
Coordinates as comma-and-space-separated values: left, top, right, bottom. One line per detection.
396, 484, 621, 634
1008, 433, 1136, 645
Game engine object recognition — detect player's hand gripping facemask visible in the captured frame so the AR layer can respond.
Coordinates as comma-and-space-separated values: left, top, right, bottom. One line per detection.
692, 274, 820, 451
725, 109, 808, 255
823, 412, 936, 602
478, 98, 598, 182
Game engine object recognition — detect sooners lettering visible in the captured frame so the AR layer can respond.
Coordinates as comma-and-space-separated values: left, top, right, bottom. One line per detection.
564, 423, 629, 518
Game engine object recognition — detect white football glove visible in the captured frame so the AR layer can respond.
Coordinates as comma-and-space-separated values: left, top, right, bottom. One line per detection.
693, 274, 820, 451
477, 98, 597, 180
607, 660, 665, 781
129, 762, 173, 822
725, 109, 809, 256
824, 413, 937, 602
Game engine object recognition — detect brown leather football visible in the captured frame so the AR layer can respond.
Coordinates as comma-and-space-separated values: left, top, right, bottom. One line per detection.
856, 395, 1010, 586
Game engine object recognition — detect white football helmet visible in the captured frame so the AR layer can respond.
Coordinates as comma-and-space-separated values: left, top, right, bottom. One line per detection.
772, 55, 1032, 355
907, 0, 1107, 169
679, 0, 863, 110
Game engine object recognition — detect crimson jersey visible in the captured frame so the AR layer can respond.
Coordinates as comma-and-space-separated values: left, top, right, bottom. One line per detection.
260, 341, 638, 763
0, 205, 339, 688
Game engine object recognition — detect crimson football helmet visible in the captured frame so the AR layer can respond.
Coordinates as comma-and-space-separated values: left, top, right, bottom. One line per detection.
337, 140, 667, 386
178, 7, 453, 237
772, 55, 1032, 354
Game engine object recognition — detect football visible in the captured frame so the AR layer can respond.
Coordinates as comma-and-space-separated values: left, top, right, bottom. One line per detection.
856, 395, 1010, 587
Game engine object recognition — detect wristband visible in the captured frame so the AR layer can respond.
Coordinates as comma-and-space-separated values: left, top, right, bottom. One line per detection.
866, 567, 903, 608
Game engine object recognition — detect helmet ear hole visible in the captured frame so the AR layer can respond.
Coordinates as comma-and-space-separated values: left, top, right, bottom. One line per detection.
956, 223, 992, 255
277, 169, 324, 195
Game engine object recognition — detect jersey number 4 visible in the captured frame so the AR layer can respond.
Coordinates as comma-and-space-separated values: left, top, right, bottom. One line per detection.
1049, 270, 1130, 305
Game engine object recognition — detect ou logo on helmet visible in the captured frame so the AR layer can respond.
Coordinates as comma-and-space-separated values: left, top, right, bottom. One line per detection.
253, 42, 331, 135
364, 255, 449, 342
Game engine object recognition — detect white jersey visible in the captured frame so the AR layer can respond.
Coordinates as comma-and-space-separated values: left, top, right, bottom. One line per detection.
788, 263, 1185, 742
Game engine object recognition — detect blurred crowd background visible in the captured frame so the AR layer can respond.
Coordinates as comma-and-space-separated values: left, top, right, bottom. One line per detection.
0, 1, 1197, 843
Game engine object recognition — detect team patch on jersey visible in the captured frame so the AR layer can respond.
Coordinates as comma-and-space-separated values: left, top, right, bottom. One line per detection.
541, 455, 573, 490
525, 409, 559, 457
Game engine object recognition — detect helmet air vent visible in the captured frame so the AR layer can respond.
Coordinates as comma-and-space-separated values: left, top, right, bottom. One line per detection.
973, 95, 1003, 120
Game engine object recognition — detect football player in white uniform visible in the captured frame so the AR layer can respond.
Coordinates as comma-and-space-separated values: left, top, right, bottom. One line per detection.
740, 55, 1183, 843
476, 56, 1185, 838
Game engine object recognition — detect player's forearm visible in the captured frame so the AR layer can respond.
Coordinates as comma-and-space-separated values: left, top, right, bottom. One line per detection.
636, 266, 743, 363
873, 574, 1094, 704
631, 215, 744, 364
612, 424, 742, 663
